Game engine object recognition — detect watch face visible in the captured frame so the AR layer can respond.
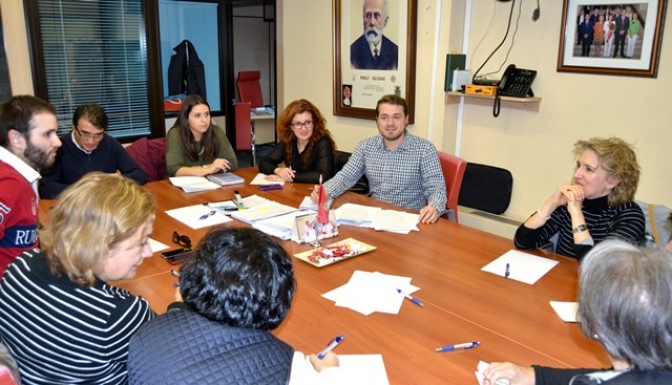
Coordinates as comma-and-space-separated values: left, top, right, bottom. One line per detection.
573, 224, 588, 233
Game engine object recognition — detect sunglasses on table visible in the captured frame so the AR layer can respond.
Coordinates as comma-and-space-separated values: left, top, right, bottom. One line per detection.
172, 231, 192, 249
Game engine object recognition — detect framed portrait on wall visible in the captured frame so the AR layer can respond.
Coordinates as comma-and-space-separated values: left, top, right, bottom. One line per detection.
557, 0, 667, 77
333, 0, 417, 122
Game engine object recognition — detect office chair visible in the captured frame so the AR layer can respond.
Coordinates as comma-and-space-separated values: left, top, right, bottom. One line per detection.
234, 102, 256, 166
437, 151, 467, 222
126, 137, 167, 181
236, 71, 264, 108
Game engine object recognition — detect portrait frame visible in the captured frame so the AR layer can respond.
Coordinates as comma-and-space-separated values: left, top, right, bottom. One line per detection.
557, 0, 667, 77
333, 0, 417, 122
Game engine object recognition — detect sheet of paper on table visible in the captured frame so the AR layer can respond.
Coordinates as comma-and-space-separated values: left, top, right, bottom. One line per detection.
165, 204, 233, 229
334, 203, 419, 234
229, 201, 297, 224
549, 301, 578, 322
481, 249, 559, 285
322, 270, 420, 316
475, 361, 510, 385
148, 238, 169, 253
250, 173, 285, 186
289, 352, 389, 385
168, 176, 221, 193
208, 194, 271, 213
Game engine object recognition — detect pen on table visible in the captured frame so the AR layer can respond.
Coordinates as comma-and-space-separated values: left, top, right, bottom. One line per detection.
397, 288, 424, 307
505, 263, 510, 278
317, 335, 345, 359
198, 210, 216, 220
435, 341, 480, 352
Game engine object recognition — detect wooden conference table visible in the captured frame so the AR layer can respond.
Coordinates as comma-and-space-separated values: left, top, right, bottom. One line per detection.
39, 168, 609, 384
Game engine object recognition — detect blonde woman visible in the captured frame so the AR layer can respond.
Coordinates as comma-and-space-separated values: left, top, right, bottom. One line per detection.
514, 137, 645, 260
0, 173, 157, 384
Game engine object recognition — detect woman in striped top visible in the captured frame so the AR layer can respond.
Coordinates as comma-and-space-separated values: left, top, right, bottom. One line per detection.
0, 173, 156, 384
514, 137, 645, 261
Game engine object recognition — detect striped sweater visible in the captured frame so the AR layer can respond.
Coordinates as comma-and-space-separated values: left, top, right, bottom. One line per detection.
514, 196, 645, 260
0, 250, 154, 384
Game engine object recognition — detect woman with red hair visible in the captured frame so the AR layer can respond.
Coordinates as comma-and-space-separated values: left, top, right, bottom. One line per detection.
259, 99, 336, 184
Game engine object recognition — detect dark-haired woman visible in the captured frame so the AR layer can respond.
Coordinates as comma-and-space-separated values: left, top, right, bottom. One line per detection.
166, 95, 238, 177
128, 228, 341, 384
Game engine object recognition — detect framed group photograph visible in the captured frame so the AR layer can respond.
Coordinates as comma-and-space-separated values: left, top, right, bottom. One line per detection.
333, 0, 417, 122
557, 0, 667, 77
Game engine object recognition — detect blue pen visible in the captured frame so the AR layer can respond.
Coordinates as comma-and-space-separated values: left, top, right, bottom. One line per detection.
505, 263, 510, 278
397, 288, 424, 307
199, 210, 216, 220
435, 341, 480, 352
317, 335, 345, 359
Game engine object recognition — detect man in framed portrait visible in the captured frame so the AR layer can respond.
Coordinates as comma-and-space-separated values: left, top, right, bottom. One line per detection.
350, 0, 398, 71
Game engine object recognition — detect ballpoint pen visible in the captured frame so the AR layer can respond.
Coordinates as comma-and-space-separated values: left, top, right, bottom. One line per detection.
198, 210, 216, 220
317, 335, 345, 359
397, 288, 424, 307
505, 263, 510, 278
435, 341, 480, 352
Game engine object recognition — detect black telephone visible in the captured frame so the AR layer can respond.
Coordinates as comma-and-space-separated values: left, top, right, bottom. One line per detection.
498, 64, 537, 97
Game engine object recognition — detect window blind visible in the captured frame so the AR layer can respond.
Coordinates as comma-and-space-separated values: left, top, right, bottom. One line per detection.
34, 0, 150, 138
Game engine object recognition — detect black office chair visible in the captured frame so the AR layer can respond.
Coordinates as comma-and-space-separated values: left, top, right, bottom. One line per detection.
334, 150, 369, 195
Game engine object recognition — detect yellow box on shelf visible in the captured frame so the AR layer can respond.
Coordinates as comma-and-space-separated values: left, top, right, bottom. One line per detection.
465, 84, 498, 96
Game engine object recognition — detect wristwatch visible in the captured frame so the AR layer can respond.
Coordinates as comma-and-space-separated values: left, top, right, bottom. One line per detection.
572, 224, 588, 233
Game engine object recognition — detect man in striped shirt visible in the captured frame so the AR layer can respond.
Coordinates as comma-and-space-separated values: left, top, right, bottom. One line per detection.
313, 94, 446, 224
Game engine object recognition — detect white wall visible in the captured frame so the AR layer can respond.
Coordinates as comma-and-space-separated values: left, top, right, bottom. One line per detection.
278, 0, 672, 222
5, 0, 671, 224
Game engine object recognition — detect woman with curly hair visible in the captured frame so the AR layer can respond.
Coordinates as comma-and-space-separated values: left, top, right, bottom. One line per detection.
514, 137, 645, 261
258, 99, 336, 184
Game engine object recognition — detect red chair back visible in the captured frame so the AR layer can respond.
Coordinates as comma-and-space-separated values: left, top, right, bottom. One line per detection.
438, 151, 467, 222
236, 71, 264, 108
235, 102, 253, 151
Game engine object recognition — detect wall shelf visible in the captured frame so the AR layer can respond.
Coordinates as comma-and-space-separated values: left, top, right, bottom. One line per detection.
445, 92, 541, 112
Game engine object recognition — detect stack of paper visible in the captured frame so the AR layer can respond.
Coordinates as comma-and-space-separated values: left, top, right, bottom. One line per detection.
322, 270, 420, 316
250, 173, 285, 186
230, 201, 297, 224
165, 204, 232, 229
208, 194, 271, 213
481, 249, 559, 285
298, 196, 318, 210
253, 210, 316, 240
169, 176, 220, 193
334, 203, 419, 234
334, 203, 379, 226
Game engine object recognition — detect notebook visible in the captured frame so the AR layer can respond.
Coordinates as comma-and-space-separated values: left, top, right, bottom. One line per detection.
206, 172, 245, 186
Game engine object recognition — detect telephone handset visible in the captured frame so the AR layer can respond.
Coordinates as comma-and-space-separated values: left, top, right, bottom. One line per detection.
498, 64, 537, 97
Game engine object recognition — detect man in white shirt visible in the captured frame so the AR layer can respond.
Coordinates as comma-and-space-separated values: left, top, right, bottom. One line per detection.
0, 95, 61, 277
